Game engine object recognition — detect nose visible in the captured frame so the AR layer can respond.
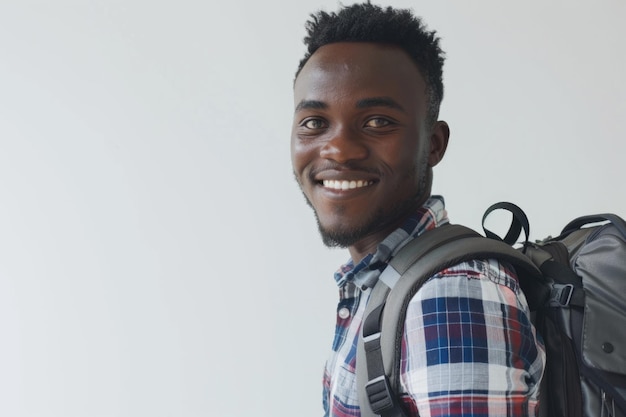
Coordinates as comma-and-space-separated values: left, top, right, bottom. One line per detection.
319, 126, 369, 164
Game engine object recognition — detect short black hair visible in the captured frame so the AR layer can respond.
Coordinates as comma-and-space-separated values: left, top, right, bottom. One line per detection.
295, 2, 445, 124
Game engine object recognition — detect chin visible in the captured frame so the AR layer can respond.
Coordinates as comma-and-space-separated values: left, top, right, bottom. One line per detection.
316, 213, 383, 249
319, 228, 359, 248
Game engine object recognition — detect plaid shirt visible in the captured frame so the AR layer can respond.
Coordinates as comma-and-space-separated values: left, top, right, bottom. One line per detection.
322, 196, 545, 417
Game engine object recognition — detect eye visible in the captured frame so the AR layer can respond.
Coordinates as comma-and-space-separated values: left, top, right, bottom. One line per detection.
364, 117, 391, 128
301, 118, 327, 129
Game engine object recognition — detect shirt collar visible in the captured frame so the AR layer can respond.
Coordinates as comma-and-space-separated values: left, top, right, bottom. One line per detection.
334, 196, 449, 290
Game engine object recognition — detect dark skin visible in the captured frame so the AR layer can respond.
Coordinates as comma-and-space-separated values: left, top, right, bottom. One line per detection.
291, 42, 450, 263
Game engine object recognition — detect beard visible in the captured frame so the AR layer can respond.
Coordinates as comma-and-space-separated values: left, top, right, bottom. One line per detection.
299, 156, 432, 249
315, 192, 423, 248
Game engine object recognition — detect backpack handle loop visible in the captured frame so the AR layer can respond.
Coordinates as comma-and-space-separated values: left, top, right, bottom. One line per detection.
482, 201, 531, 246
561, 213, 626, 239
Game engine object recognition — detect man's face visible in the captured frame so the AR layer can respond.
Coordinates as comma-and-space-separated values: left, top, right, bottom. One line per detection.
291, 42, 444, 253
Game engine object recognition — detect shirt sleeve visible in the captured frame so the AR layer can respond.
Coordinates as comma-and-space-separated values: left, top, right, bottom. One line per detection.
398, 259, 545, 417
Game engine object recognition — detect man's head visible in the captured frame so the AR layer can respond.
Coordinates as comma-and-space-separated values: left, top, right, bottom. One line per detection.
291, 3, 450, 260
295, 2, 445, 126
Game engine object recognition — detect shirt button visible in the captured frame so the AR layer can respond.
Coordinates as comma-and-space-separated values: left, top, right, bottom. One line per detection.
338, 307, 350, 319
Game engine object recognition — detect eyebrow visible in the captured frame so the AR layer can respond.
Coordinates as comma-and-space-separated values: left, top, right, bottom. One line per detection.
294, 96, 406, 113
356, 97, 406, 113
295, 100, 327, 111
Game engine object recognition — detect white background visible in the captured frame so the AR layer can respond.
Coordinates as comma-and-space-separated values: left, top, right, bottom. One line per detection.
0, 1, 624, 416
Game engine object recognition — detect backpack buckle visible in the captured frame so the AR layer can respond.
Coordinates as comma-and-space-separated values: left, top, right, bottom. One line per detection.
550, 283, 574, 307
365, 375, 394, 414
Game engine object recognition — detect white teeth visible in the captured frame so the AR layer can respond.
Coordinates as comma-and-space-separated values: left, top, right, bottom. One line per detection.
322, 180, 374, 190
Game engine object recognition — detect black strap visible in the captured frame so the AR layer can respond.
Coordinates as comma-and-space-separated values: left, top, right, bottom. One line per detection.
361, 285, 408, 417
540, 260, 585, 308
482, 201, 530, 246
540, 260, 582, 287
362, 304, 388, 390
363, 305, 404, 416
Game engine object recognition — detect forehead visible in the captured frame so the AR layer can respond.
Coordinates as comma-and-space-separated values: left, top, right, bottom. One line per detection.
294, 42, 427, 107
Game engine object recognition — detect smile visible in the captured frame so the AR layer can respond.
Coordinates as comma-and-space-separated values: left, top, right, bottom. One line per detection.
322, 180, 375, 190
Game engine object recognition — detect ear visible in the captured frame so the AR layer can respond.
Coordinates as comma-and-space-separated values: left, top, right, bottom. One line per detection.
427, 121, 450, 167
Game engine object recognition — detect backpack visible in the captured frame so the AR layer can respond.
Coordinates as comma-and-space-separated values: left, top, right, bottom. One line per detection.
356, 201, 626, 417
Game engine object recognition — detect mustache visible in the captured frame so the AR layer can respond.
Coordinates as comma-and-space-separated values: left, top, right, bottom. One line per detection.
308, 161, 383, 181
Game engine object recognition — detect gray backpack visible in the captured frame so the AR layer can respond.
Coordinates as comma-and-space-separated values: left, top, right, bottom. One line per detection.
357, 202, 626, 417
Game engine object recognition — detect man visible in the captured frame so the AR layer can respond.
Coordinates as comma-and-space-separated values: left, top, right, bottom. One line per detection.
290, 3, 545, 417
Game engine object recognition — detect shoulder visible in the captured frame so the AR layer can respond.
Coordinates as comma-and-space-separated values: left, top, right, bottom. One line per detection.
406, 259, 530, 334
414, 258, 525, 305
399, 258, 544, 411
442, 257, 518, 284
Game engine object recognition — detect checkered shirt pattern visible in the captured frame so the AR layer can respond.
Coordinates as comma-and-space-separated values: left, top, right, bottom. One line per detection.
322, 196, 545, 417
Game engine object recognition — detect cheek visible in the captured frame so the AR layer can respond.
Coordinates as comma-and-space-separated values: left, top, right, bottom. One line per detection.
385, 148, 425, 191
290, 136, 303, 170
291, 139, 317, 175
380, 140, 421, 174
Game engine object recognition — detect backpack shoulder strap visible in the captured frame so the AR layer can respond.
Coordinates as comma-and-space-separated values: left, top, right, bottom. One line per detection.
357, 224, 543, 417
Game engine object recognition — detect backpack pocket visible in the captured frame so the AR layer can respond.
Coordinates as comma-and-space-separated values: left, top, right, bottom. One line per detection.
574, 225, 626, 376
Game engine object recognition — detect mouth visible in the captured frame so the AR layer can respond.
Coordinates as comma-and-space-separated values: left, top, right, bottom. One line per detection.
320, 179, 376, 190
